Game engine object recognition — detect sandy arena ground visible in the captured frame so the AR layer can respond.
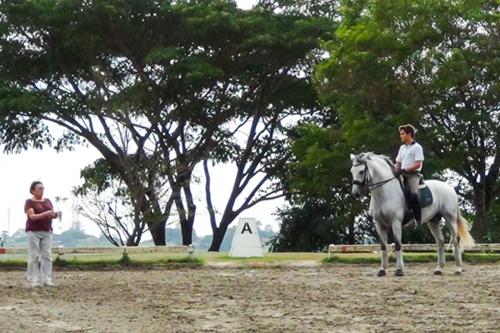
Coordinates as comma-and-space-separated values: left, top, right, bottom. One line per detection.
0, 263, 499, 333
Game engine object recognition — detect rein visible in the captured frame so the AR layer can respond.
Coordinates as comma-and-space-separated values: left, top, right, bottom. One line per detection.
352, 162, 397, 191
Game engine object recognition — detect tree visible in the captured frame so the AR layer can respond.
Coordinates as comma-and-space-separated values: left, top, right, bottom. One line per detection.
271, 121, 378, 250
203, 69, 328, 251
0, 231, 8, 247
269, 198, 372, 252
315, 0, 499, 241
201, 7, 334, 251
0, 0, 187, 244
74, 157, 173, 246
0, 0, 330, 246
258, 0, 341, 18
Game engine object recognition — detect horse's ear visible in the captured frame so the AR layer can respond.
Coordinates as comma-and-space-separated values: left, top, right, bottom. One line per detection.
350, 154, 356, 161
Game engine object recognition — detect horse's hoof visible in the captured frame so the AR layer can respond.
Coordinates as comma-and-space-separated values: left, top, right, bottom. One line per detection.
454, 271, 462, 275
395, 269, 404, 277
433, 270, 443, 275
377, 269, 386, 277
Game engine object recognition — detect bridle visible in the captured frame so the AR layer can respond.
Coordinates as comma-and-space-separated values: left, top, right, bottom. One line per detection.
352, 160, 397, 191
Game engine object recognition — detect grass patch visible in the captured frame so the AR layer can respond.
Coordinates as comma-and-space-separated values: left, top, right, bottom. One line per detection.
203, 252, 325, 264
0, 253, 203, 270
117, 252, 132, 266
52, 254, 203, 269
2, 251, 497, 269
0, 259, 26, 267
323, 254, 380, 264
323, 252, 500, 264
462, 252, 500, 263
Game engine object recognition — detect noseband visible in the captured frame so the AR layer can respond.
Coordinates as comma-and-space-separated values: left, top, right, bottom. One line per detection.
352, 160, 397, 191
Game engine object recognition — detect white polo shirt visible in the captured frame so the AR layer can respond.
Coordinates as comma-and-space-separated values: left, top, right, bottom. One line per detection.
396, 141, 424, 171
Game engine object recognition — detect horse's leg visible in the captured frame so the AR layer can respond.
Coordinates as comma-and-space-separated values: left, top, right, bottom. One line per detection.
444, 211, 463, 274
375, 221, 389, 277
427, 218, 445, 275
391, 222, 404, 276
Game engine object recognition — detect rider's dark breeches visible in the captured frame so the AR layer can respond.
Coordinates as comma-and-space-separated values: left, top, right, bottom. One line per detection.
403, 173, 422, 222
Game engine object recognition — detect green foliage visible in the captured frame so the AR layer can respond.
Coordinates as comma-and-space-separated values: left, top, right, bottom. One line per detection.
287, 124, 351, 198
0, 0, 333, 247
272, 0, 498, 249
316, 0, 498, 153
269, 198, 375, 252
257, 0, 341, 18
400, 224, 441, 245
118, 252, 132, 266
313, 0, 499, 241
485, 204, 500, 242
273, 116, 376, 251
76, 159, 117, 196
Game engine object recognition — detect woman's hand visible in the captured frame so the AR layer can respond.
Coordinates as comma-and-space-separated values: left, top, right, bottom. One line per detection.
43, 210, 57, 219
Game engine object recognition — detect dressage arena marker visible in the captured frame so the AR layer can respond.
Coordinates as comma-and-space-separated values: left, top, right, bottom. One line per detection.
327, 243, 500, 259
229, 217, 263, 257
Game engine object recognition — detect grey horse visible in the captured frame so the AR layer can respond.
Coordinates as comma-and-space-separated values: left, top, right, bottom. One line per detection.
350, 152, 475, 276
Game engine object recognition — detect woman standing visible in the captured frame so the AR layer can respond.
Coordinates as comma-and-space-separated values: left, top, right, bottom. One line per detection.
24, 181, 58, 287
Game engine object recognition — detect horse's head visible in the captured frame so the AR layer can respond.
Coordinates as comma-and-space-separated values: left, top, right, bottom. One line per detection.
350, 153, 371, 199
350, 152, 397, 199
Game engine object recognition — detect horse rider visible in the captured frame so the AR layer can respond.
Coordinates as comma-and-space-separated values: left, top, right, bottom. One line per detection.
394, 124, 424, 226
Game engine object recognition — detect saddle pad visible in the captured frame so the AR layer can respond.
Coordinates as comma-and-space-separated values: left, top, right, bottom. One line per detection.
419, 185, 433, 208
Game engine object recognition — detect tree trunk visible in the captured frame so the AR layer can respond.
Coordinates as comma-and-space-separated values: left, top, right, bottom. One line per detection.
471, 202, 487, 242
208, 223, 229, 251
203, 159, 218, 232
208, 211, 237, 251
148, 220, 166, 245
180, 218, 194, 246
175, 196, 196, 246
471, 186, 487, 242
126, 237, 139, 246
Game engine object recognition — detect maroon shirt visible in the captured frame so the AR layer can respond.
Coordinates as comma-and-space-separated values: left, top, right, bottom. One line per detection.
24, 199, 53, 232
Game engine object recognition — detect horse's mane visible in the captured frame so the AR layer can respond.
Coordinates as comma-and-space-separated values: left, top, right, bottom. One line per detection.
354, 152, 396, 173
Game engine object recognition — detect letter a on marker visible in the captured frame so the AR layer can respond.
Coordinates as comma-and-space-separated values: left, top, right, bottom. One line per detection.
241, 222, 252, 234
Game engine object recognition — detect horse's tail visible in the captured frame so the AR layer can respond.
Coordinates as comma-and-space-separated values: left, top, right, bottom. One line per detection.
457, 212, 475, 251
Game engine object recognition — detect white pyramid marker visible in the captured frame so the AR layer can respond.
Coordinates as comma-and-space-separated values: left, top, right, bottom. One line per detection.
229, 217, 263, 257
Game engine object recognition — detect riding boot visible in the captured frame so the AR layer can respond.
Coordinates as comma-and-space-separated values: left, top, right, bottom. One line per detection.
411, 194, 421, 226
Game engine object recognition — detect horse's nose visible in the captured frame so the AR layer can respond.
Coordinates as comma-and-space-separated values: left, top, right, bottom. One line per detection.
351, 191, 361, 199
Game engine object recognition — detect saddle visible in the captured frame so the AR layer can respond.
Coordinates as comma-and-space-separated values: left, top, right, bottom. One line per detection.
418, 181, 433, 207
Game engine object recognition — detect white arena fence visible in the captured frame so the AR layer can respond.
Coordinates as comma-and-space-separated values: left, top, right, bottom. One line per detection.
327, 243, 500, 259
0, 245, 194, 257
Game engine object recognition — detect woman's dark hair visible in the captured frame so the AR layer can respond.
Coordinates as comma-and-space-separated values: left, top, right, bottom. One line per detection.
29, 181, 43, 194
398, 124, 416, 138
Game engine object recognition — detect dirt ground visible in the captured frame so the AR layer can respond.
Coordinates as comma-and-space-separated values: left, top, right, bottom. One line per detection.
0, 263, 499, 333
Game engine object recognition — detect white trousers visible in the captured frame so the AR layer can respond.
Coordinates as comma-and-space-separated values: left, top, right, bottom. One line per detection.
26, 231, 53, 284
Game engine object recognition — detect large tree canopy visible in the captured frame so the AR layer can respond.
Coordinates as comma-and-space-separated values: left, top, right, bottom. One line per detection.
0, 0, 332, 247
